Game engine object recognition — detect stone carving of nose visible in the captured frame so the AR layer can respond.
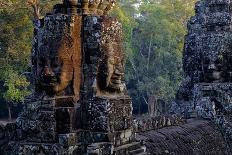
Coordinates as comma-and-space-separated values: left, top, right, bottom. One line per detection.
208, 63, 217, 70
42, 66, 54, 76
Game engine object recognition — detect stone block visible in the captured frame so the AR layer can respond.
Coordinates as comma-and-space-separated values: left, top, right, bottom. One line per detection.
59, 133, 77, 147
19, 143, 64, 154
87, 142, 113, 155
83, 97, 133, 132
193, 83, 232, 119
55, 107, 76, 133
76, 130, 109, 144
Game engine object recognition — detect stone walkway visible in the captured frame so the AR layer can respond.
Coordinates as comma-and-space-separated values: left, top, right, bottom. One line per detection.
137, 119, 228, 155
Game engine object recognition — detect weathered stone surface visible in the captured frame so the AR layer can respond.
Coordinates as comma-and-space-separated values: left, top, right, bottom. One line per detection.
134, 115, 185, 133
194, 83, 232, 119
59, 133, 77, 147
82, 97, 132, 132
137, 119, 228, 155
172, 0, 232, 152
33, 15, 82, 102
16, 100, 56, 143
0, 1, 146, 155
176, 0, 232, 104
87, 142, 114, 155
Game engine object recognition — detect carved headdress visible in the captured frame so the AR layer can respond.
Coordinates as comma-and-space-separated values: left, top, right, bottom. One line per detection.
63, 0, 116, 15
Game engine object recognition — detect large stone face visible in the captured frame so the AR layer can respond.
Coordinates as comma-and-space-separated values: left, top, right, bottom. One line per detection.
82, 15, 126, 97
176, 0, 232, 110
33, 15, 82, 102
174, 0, 232, 151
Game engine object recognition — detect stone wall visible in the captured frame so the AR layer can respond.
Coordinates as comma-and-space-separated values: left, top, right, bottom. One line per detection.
134, 115, 185, 133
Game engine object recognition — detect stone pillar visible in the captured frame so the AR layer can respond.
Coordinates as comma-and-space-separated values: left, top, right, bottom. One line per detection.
3, 1, 147, 154
80, 16, 144, 154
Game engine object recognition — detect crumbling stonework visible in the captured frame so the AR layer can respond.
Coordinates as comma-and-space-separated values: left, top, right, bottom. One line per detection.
134, 115, 185, 133
0, 1, 146, 154
176, 0, 232, 110
194, 83, 232, 119
1, 0, 231, 154
173, 0, 232, 152
137, 119, 228, 155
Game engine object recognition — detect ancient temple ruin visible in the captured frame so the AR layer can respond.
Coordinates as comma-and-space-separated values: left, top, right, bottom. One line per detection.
0, 0, 231, 155
0, 0, 146, 154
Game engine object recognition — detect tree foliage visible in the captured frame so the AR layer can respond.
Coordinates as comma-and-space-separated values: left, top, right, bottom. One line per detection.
113, 0, 196, 114
2, 66, 30, 103
0, 0, 59, 118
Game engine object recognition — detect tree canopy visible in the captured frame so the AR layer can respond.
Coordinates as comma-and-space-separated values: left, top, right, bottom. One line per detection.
112, 0, 196, 113
0, 0, 60, 118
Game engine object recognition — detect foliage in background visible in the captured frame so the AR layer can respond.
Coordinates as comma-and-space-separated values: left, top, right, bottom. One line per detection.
0, 0, 60, 118
113, 0, 196, 114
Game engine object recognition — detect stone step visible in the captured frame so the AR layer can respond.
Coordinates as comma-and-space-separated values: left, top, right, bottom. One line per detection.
190, 111, 197, 118
114, 142, 141, 152
129, 148, 145, 155
134, 152, 148, 155
114, 141, 147, 155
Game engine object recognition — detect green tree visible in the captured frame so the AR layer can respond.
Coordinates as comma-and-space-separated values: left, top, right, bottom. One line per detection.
0, 0, 59, 118
113, 0, 196, 114
1, 66, 30, 120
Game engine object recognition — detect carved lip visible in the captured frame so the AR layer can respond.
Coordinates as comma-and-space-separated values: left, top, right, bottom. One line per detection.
40, 75, 58, 85
206, 71, 223, 80
64, 0, 79, 6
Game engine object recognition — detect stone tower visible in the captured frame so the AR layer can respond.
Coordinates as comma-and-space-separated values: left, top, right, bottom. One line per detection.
1, 0, 146, 154
176, 0, 232, 118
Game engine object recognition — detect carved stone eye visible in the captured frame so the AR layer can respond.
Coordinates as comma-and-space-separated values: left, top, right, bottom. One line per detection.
51, 57, 60, 68
63, 0, 79, 7
215, 57, 222, 65
39, 57, 46, 67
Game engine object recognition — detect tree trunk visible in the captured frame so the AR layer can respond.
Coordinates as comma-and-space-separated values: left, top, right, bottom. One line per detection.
148, 95, 157, 117
7, 104, 12, 121
147, 34, 153, 70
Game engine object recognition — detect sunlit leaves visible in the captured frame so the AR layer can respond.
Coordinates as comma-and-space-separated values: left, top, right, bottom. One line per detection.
0, 0, 59, 105
2, 67, 30, 103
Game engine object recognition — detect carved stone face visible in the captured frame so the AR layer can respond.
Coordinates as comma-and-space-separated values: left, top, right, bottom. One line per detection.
97, 43, 125, 93
38, 36, 74, 96
93, 17, 125, 95
223, 53, 232, 82
34, 16, 82, 100
204, 55, 224, 82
